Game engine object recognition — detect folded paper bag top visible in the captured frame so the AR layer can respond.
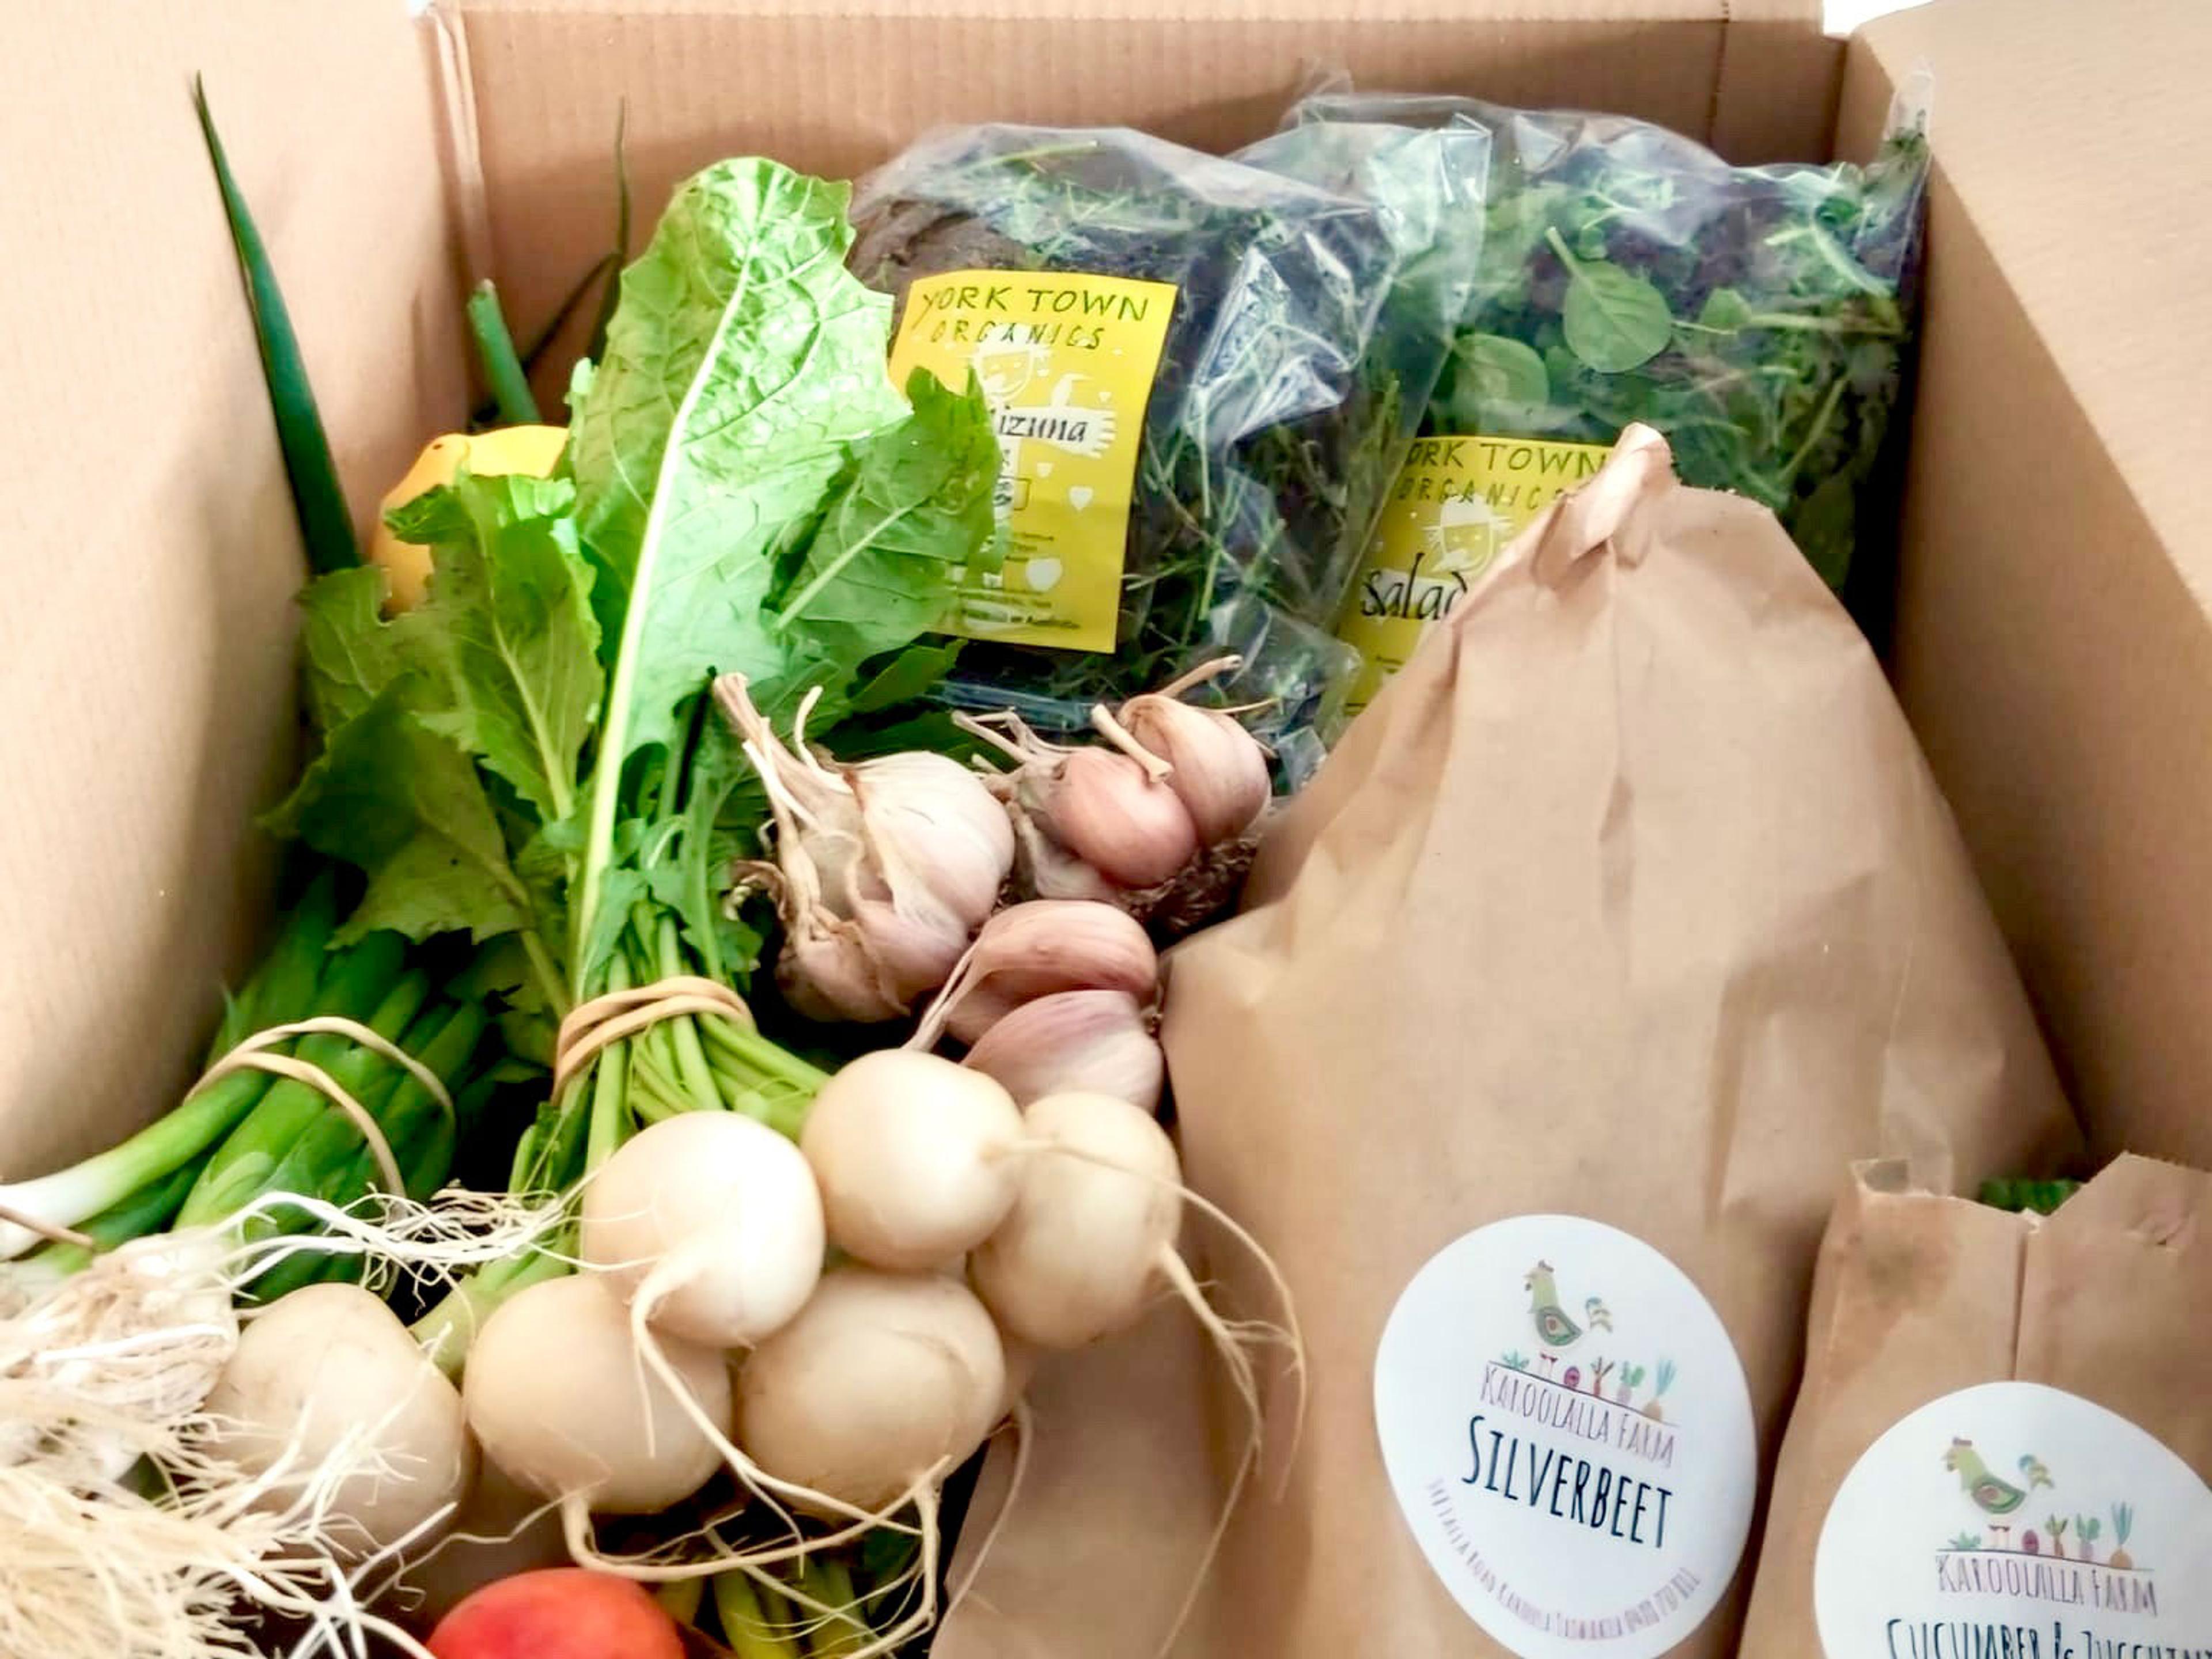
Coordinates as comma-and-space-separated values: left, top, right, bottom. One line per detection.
1155, 426, 2080, 1658
1741, 1156, 2212, 1658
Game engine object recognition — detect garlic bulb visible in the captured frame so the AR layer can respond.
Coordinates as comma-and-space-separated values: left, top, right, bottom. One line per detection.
718, 676, 1015, 1022
962, 990, 1164, 1113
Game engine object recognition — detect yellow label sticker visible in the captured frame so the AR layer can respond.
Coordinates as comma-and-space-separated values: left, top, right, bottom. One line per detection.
1336, 434, 1612, 715
887, 269, 1178, 653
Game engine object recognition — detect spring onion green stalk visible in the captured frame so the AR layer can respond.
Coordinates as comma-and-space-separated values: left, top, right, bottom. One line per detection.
0, 880, 365, 1257
467, 280, 541, 426
194, 77, 358, 575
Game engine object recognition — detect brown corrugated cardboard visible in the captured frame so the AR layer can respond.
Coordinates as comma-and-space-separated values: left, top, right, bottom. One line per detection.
0, 1, 467, 1175
4, 0, 2209, 1649
1845, 0, 2212, 1168
448, 0, 1835, 409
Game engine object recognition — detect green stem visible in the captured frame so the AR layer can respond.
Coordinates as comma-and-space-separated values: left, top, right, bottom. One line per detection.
798, 1558, 871, 1656
467, 280, 542, 425
582, 959, 633, 1175
411, 1247, 570, 1377
1543, 225, 1585, 279
655, 915, 720, 1108
714, 1572, 801, 1659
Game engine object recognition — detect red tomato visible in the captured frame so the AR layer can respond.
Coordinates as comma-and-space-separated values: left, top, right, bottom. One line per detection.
427, 1568, 685, 1659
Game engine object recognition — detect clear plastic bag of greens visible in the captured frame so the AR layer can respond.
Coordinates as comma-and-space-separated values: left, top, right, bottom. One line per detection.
1283, 87, 1930, 669
847, 124, 1453, 762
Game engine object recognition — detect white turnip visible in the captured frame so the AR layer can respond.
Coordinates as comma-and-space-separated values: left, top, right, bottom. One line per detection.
737, 1267, 1004, 1514
799, 1052, 1022, 1271
203, 1281, 472, 1554
969, 1092, 1183, 1350
463, 1272, 729, 1517
579, 1111, 824, 1349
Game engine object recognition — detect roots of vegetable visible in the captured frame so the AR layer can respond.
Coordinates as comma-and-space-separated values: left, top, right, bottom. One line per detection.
543, 1266, 968, 1653
0, 1389, 445, 1659
0, 1187, 564, 1658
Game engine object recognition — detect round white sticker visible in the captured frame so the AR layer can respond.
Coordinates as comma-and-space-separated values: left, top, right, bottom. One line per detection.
1815, 1382, 2212, 1658
1372, 1214, 1758, 1659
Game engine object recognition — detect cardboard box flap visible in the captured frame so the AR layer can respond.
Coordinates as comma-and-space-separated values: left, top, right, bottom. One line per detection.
450, 0, 1835, 404
1842, 0, 2212, 1166
0, 0, 468, 1175
1857, 0, 2209, 579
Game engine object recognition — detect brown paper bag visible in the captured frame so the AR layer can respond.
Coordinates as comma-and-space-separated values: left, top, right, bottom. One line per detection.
1740, 1156, 2212, 1656
1149, 427, 2080, 1657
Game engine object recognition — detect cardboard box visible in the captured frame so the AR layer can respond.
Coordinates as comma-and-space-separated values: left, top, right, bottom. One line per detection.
1, 0, 2205, 1650
6, 0, 2203, 1184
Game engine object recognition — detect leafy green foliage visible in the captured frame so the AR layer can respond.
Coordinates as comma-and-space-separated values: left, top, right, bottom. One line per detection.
566, 157, 983, 992
386, 474, 601, 824
772, 368, 1002, 654
1293, 94, 1929, 594
1550, 232, 1673, 373
267, 684, 543, 952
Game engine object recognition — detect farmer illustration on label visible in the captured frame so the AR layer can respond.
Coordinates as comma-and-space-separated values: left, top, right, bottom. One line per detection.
965, 340, 1123, 601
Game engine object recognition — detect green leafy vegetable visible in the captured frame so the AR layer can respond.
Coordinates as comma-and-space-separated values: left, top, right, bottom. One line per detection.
1283, 92, 1929, 598
772, 368, 1002, 652
1548, 230, 1674, 373
267, 685, 550, 967
1457, 334, 1550, 406
567, 159, 910, 969
387, 473, 601, 825
849, 124, 1425, 750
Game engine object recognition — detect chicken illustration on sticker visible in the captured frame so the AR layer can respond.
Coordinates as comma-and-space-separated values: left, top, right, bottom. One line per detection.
1373, 1214, 1757, 1659
1815, 1384, 2212, 1657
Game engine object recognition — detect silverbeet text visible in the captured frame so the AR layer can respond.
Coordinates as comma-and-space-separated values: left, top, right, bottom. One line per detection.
1463, 1414, 1673, 1550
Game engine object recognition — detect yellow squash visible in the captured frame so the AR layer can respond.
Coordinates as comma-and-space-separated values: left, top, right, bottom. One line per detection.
368, 425, 569, 612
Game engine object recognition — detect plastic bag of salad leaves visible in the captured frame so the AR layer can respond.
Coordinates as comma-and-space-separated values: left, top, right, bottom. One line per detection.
1266, 88, 1930, 719
847, 124, 1457, 775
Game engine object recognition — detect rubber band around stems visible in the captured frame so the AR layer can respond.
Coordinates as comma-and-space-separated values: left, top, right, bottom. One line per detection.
195, 1015, 455, 1202
550, 976, 755, 1097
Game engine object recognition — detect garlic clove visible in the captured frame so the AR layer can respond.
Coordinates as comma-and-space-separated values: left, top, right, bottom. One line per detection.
961, 989, 1164, 1113
1006, 797, 1121, 905
1121, 693, 1271, 846
942, 900, 1159, 1047
1043, 749, 1198, 891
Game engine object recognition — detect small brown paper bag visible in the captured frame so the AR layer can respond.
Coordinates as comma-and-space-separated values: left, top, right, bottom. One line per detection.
1149, 427, 2080, 1657
1740, 1156, 2212, 1656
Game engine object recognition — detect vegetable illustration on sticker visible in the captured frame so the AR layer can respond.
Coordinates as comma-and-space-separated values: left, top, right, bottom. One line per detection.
1815, 1384, 2212, 1656
1372, 1214, 1756, 1659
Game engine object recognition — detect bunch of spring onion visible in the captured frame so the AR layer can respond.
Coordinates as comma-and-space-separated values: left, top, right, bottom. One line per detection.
0, 873, 499, 1295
